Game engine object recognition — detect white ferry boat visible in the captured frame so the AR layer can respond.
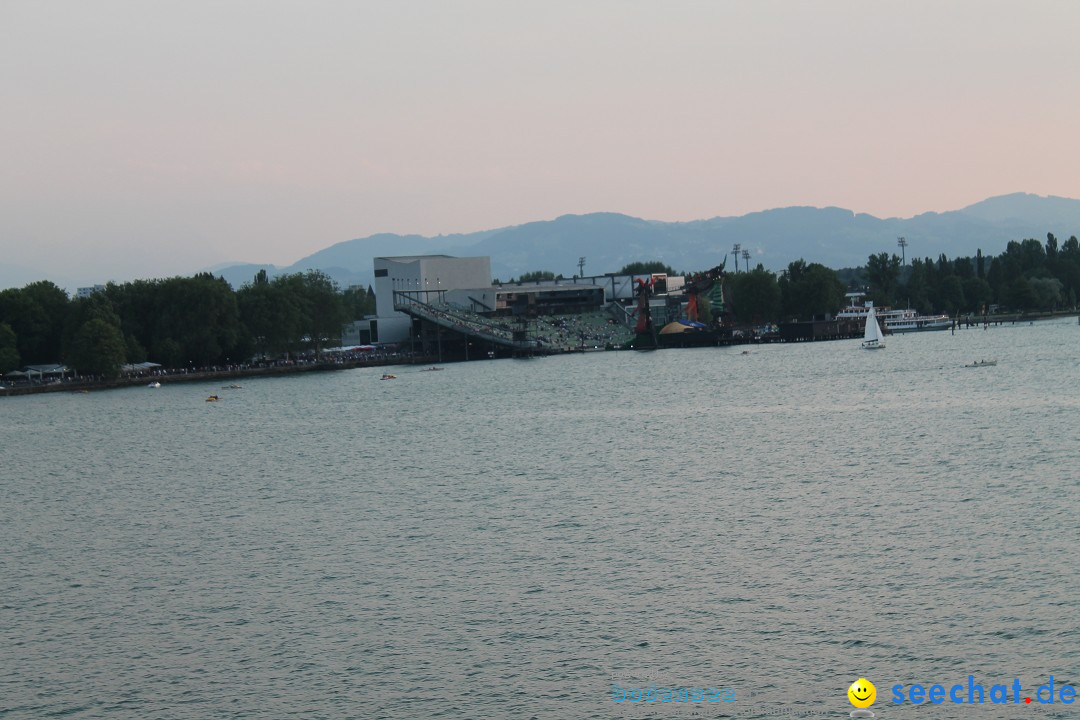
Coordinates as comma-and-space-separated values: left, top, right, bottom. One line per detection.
883, 308, 952, 333
836, 293, 951, 333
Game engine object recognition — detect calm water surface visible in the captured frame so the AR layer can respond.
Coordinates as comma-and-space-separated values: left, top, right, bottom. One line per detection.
2, 320, 1078, 719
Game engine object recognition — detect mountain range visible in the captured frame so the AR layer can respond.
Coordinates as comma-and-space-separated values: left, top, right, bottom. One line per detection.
210, 193, 1080, 290
8, 193, 1078, 292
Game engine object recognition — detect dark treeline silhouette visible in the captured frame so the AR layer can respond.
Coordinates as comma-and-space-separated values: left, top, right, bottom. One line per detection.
728, 234, 1080, 325
0, 270, 375, 377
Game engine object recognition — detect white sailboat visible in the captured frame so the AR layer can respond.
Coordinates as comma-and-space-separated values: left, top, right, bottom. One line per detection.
861, 305, 886, 350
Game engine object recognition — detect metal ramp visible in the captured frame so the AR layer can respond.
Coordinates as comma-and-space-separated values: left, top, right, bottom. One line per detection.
393, 291, 536, 351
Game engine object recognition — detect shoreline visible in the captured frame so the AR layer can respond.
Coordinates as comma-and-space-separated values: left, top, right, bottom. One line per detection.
4, 311, 1076, 398
0, 356, 437, 398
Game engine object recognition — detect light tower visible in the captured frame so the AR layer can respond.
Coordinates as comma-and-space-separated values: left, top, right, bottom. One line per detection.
897, 236, 908, 265
731, 243, 741, 272
578, 256, 586, 278
742, 249, 751, 272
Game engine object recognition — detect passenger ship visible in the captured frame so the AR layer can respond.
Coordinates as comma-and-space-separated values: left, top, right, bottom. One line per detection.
837, 293, 952, 333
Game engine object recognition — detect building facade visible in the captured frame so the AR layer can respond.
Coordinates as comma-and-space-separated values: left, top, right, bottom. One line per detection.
371, 255, 491, 343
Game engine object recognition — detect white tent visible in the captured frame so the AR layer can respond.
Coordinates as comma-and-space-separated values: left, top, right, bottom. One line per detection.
121, 362, 163, 373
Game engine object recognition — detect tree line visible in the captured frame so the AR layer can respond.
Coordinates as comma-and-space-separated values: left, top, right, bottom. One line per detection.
728, 234, 1080, 325
0, 270, 375, 377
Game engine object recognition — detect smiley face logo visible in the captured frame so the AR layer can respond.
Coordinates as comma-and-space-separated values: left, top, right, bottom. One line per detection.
848, 678, 876, 708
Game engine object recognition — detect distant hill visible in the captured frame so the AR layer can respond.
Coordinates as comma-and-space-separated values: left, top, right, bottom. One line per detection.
208, 192, 1080, 288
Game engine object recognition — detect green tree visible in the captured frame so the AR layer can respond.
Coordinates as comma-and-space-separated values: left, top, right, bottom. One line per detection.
866, 253, 902, 305
20, 281, 70, 361
778, 260, 844, 320
986, 250, 1016, 304
125, 334, 148, 363
618, 261, 677, 276
152, 337, 183, 369
1062, 235, 1079, 259
67, 318, 127, 378
1019, 238, 1047, 273
1046, 233, 1058, 259
937, 276, 966, 315
1029, 277, 1063, 310
0, 322, 20, 374
299, 270, 346, 356
238, 278, 304, 358
730, 266, 781, 324
153, 274, 243, 366
242, 271, 345, 357
342, 285, 376, 319
953, 257, 975, 279
518, 270, 558, 282
961, 277, 992, 313
1005, 277, 1036, 310
63, 293, 123, 360
0, 281, 70, 364
903, 258, 932, 313
102, 279, 158, 361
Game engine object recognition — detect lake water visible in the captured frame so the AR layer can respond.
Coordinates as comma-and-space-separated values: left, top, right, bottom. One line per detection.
2, 319, 1078, 720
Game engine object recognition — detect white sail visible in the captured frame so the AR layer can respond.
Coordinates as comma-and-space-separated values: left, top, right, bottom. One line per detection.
863, 307, 881, 341
862, 306, 885, 349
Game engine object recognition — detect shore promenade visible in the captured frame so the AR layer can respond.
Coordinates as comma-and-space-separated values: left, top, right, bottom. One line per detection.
1, 354, 435, 398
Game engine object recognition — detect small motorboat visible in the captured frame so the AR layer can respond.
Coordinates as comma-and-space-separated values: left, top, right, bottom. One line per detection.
147, 381, 161, 388
206, 394, 221, 402
222, 384, 242, 389
965, 359, 997, 368
421, 366, 443, 372
381, 374, 397, 380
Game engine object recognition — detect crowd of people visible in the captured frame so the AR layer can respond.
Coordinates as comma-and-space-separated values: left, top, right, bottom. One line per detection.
407, 299, 634, 352
532, 312, 633, 351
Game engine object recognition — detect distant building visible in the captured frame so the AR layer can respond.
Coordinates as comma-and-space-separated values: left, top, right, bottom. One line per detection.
341, 320, 372, 346
76, 285, 106, 299
371, 255, 491, 343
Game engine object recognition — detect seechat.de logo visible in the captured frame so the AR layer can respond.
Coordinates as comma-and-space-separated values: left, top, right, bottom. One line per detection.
891, 676, 1076, 705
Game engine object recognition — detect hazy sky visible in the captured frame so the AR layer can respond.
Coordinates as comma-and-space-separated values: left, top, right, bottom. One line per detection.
3, 0, 1079, 287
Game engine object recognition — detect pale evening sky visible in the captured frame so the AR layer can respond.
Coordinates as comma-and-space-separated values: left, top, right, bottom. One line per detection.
2, 0, 1079, 288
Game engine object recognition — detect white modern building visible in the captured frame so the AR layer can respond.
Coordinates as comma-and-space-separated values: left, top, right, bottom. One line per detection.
371, 255, 491, 343
76, 285, 106, 299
